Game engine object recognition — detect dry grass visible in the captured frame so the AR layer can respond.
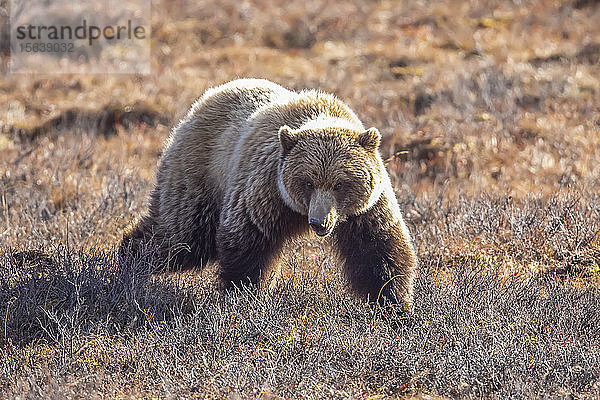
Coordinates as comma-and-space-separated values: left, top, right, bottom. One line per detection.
1, 246, 599, 399
1, 0, 600, 398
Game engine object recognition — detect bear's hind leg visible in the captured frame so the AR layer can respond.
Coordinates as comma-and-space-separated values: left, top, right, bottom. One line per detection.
119, 215, 171, 270
120, 195, 220, 273
173, 201, 220, 271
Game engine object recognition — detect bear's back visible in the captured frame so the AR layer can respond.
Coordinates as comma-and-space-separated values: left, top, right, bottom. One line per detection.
177, 79, 296, 140
162, 79, 296, 198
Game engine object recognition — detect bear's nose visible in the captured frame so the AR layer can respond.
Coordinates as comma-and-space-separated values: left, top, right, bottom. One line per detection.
309, 218, 327, 236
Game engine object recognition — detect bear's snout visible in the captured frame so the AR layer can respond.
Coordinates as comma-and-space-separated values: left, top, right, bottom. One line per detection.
309, 218, 328, 236
308, 190, 337, 236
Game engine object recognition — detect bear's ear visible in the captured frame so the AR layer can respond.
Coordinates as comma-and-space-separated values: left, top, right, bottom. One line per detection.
357, 127, 381, 152
278, 125, 298, 153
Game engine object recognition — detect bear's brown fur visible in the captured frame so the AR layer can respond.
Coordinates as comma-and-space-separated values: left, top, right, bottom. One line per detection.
120, 79, 417, 312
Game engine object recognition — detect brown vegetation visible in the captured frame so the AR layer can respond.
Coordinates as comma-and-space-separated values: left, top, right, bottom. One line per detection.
1, 0, 599, 398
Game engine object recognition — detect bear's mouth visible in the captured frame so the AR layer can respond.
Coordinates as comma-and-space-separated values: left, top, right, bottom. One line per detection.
308, 218, 333, 237
313, 227, 330, 237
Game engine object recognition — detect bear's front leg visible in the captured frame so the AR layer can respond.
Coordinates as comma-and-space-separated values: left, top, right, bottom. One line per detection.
216, 215, 280, 289
334, 195, 417, 313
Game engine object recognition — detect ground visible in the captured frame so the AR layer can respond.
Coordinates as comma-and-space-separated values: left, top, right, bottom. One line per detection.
0, 0, 599, 398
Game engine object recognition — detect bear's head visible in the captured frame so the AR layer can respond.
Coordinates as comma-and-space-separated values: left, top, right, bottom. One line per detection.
277, 125, 385, 237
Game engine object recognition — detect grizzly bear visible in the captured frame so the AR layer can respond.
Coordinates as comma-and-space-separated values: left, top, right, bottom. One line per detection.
120, 78, 417, 312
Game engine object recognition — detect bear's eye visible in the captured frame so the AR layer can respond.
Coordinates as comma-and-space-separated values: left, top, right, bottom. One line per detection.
305, 181, 314, 190
333, 182, 343, 191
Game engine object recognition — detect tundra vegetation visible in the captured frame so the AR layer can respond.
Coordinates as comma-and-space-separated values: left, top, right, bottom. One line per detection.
1, 0, 599, 398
